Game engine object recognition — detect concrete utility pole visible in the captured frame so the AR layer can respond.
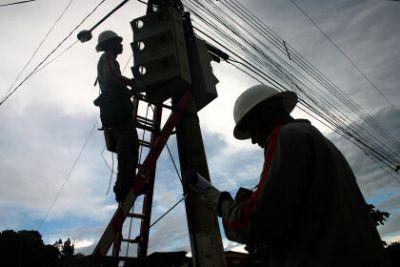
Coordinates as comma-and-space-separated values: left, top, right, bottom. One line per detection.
173, 12, 226, 267
174, 97, 226, 267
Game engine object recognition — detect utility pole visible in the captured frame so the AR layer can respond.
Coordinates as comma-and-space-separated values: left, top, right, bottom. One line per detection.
174, 97, 226, 267
173, 12, 226, 267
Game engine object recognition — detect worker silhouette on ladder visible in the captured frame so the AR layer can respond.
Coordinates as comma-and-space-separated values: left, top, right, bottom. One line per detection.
93, 30, 142, 202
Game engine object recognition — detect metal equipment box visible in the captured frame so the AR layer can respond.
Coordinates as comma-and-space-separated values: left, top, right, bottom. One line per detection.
188, 37, 219, 111
131, 7, 191, 103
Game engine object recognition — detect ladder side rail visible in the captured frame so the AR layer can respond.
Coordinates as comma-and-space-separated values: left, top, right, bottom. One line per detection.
137, 104, 162, 259
92, 89, 192, 257
132, 95, 140, 120
123, 95, 151, 258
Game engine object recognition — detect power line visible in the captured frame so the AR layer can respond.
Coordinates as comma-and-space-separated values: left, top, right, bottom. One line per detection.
288, 0, 400, 116
37, 0, 134, 76
150, 193, 188, 228
37, 120, 99, 230
0, 0, 36, 7
3, 0, 75, 99
0, 0, 108, 107
183, 0, 400, 175
202, 0, 396, 143
224, 0, 400, 161
33, 40, 78, 75
166, 142, 183, 183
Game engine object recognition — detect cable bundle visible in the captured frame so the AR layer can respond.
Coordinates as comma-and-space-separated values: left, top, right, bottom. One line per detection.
183, 0, 400, 175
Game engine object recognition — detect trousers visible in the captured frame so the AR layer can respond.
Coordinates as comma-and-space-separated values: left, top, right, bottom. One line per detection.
110, 119, 139, 189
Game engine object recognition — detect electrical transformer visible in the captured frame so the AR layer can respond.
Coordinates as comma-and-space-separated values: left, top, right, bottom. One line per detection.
131, 7, 191, 102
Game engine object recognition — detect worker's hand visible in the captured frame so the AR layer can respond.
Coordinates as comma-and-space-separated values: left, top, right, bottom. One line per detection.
129, 88, 140, 99
127, 78, 136, 88
186, 170, 214, 193
129, 78, 146, 92
217, 191, 233, 217
185, 170, 222, 212
234, 187, 253, 203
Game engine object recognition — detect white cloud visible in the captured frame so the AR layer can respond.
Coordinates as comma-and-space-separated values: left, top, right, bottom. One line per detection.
383, 232, 400, 245
74, 238, 95, 250
0, 0, 399, 258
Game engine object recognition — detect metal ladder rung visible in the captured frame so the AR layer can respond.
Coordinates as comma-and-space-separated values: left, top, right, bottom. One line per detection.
121, 236, 140, 244
136, 115, 156, 126
139, 140, 152, 148
127, 213, 146, 220
136, 122, 157, 133
93, 90, 191, 259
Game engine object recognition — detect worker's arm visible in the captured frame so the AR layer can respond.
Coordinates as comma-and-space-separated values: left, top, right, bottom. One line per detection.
104, 53, 142, 93
219, 126, 312, 245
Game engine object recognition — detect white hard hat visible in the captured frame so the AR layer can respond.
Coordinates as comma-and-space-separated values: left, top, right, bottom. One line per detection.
96, 30, 123, 52
233, 84, 298, 140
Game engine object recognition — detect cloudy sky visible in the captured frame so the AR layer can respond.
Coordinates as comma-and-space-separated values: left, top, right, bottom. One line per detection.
0, 0, 399, 257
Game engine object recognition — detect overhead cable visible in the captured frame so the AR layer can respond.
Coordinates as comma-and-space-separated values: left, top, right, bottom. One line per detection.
222, 0, 400, 168
2, 0, 74, 99
0, 0, 108, 107
289, 0, 400, 116
183, 0, 400, 174
226, 0, 400, 160
196, 0, 400, 162
0, 0, 36, 7
33, 40, 78, 75
37, 120, 99, 230
150, 193, 188, 228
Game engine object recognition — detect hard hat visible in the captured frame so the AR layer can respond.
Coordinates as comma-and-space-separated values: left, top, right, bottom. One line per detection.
233, 84, 298, 140
96, 30, 123, 52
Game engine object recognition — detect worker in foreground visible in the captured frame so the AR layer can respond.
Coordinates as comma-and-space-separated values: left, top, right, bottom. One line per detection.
189, 85, 389, 266
93, 30, 141, 203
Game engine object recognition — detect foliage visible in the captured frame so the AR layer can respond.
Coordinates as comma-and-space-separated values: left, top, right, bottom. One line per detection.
366, 204, 390, 226
53, 238, 75, 259
0, 230, 77, 267
0, 230, 60, 267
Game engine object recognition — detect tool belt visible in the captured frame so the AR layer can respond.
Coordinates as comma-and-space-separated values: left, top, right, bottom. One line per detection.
93, 87, 133, 128
103, 127, 117, 153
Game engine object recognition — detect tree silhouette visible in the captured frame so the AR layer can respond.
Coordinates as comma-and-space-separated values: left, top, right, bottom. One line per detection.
0, 230, 60, 267
366, 204, 390, 226
54, 238, 75, 259
0, 230, 79, 266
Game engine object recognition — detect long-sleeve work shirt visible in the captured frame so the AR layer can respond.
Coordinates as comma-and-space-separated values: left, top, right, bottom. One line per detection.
220, 120, 389, 267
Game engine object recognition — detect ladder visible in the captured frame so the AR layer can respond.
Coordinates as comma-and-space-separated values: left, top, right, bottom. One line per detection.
92, 89, 192, 263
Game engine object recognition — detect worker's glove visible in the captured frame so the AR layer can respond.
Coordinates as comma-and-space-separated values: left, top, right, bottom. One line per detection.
186, 171, 222, 212
215, 187, 253, 219
217, 191, 233, 217
129, 79, 145, 93
130, 89, 140, 99
234, 187, 253, 203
